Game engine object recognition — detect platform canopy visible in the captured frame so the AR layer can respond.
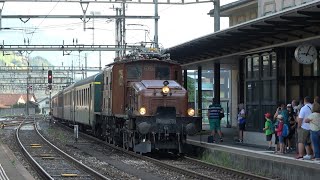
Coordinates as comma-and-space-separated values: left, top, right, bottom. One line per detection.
165, 1, 320, 67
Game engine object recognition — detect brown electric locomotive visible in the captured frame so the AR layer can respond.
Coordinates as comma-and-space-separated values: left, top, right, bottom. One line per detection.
52, 47, 201, 154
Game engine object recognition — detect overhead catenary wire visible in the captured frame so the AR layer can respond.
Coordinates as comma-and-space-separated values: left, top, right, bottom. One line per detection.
28, 0, 61, 43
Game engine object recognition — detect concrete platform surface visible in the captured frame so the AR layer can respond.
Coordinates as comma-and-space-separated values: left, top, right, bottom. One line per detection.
187, 127, 320, 180
0, 142, 35, 180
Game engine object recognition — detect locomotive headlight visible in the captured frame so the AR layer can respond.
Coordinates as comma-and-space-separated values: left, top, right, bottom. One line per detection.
139, 107, 147, 115
187, 108, 195, 116
162, 86, 170, 94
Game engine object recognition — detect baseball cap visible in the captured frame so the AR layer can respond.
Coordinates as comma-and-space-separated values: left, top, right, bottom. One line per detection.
264, 113, 271, 118
287, 104, 292, 107
277, 114, 283, 119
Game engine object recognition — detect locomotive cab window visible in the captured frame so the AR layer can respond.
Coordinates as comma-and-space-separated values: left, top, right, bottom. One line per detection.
127, 65, 142, 79
155, 66, 169, 80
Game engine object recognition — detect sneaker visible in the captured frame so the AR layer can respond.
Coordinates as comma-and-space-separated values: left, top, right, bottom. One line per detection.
220, 138, 223, 142
303, 155, 312, 160
266, 147, 272, 151
213, 140, 216, 143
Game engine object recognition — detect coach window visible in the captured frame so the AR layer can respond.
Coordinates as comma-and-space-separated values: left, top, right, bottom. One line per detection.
85, 89, 87, 105
83, 89, 85, 106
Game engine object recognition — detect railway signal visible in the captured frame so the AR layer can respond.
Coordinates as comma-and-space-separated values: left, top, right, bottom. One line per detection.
48, 70, 53, 84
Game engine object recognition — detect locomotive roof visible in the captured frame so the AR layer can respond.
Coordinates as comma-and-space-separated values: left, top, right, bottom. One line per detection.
106, 58, 180, 67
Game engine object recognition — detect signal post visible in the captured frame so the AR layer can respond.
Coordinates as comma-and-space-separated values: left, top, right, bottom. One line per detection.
48, 70, 53, 123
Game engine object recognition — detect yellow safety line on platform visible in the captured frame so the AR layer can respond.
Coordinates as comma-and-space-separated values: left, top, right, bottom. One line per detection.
61, 174, 78, 177
93, 82, 101, 84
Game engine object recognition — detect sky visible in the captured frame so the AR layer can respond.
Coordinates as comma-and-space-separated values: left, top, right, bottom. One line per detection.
0, 0, 237, 69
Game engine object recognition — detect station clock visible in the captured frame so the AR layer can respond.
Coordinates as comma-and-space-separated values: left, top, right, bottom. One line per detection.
294, 44, 318, 65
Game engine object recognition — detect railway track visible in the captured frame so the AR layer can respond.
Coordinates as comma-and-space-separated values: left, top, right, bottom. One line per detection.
53, 120, 272, 180
15, 116, 110, 180
158, 156, 273, 180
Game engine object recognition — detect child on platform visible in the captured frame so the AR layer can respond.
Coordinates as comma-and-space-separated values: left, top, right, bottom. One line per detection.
263, 113, 273, 150
275, 115, 285, 154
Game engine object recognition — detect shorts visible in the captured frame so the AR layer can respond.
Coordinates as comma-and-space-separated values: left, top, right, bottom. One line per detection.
297, 128, 311, 144
209, 119, 221, 131
279, 136, 284, 144
239, 123, 246, 131
266, 134, 272, 141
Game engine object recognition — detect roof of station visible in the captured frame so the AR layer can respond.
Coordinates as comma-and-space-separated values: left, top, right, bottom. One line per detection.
165, 1, 320, 67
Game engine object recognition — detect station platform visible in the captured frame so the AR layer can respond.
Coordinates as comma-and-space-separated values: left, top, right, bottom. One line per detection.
0, 141, 35, 180
187, 127, 320, 180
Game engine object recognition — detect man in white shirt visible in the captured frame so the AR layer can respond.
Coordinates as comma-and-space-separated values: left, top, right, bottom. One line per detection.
297, 96, 313, 160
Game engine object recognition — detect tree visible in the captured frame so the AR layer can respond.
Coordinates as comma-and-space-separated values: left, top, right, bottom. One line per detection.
187, 76, 195, 102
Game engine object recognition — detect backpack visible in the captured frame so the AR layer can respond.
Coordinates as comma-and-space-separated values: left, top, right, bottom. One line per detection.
282, 124, 289, 137
239, 118, 246, 124
268, 120, 275, 134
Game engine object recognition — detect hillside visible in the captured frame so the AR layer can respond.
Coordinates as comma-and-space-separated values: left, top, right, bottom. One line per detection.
0, 52, 52, 66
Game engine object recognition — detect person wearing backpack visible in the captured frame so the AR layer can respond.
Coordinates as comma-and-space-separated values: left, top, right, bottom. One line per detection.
275, 115, 285, 154
263, 113, 274, 150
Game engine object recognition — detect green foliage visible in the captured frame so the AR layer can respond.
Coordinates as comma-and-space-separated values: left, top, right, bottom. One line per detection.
0, 52, 25, 66
187, 76, 195, 102
0, 52, 52, 66
11, 103, 26, 108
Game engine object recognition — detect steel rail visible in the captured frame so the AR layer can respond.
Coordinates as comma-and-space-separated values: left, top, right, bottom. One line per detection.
34, 118, 110, 180
16, 116, 110, 180
184, 156, 273, 180
15, 117, 53, 180
55, 122, 225, 180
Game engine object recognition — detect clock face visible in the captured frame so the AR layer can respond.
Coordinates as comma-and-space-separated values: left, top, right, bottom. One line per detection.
294, 44, 318, 65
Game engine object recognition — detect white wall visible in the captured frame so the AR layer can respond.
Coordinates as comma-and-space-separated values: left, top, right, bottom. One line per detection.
258, 0, 315, 17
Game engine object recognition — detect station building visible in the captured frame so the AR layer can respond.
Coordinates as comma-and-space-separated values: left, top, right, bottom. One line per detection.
167, 0, 320, 145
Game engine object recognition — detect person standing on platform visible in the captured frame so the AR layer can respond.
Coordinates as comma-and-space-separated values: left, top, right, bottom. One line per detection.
275, 115, 285, 154
287, 104, 297, 152
296, 96, 313, 160
237, 103, 246, 143
263, 112, 273, 150
305, 102, 320, 162
207, 98, 223, 143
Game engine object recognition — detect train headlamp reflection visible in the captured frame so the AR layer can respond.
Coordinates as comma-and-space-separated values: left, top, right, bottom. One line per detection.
187, 108, 195, 116
162, 86, 170, 94
139, 107, 146, 115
